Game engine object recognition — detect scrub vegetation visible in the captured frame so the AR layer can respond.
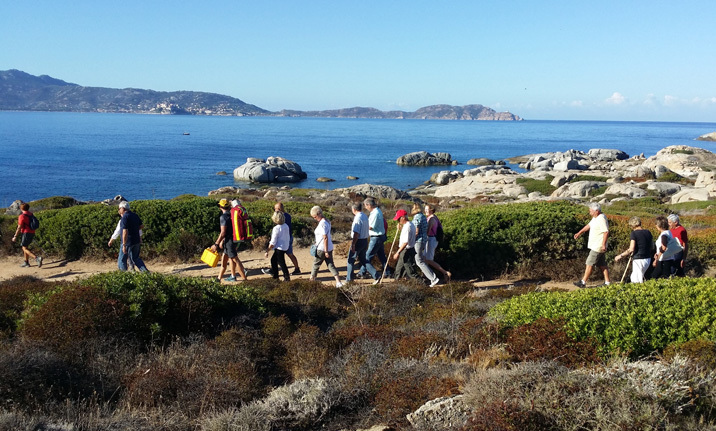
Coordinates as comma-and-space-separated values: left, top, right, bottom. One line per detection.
3, 194, 716, 429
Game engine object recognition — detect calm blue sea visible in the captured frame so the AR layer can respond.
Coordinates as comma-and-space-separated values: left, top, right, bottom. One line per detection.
1, 111, 715, 205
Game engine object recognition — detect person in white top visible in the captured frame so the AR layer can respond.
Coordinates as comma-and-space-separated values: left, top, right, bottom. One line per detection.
346, 202, 370, 282
392, 209, 419, 280
265, 211, 291, 281
108, 204, 142, 271
309, 206, 344, 287
573, 202, 611, 287
651, 215, 683, 279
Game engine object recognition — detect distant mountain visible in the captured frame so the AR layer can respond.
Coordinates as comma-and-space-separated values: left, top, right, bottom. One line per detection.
278, 104, 521, 121
0, 70, 522, 120
0, 69, 269, 116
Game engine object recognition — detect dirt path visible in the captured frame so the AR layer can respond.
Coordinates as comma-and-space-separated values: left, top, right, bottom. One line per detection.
0, 244, 579, 291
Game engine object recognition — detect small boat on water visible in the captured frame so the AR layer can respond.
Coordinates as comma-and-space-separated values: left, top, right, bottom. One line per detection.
183, 132, 190, 135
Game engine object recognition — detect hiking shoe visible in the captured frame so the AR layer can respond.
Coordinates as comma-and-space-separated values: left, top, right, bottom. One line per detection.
336, 281, 344, 288
226, 275, 237, 282
573, 280, 586, 288
36, 256, 43, 268
429, 278, 440, 287
20, 261, 30, 268
261, 268, 272, 275
292, 269, 301, 275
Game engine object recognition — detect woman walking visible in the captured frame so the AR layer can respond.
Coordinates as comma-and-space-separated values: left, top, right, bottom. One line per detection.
614, 216, 653, 283
424, 204, 451, 282
411, 203, 439, 287
309, 206, 344, 287
265, 211, 291, 281
651, 215, 682, 279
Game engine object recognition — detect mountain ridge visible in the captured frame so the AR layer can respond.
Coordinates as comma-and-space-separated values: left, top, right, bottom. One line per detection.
0, 69, 522, 120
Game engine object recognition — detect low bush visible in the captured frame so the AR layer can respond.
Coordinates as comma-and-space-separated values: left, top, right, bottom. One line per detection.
663, 339, 716, 370
20, 272, 265, 344
490, 278, 716, 357
0, 276, 56, 337
438, 201, 584, 278
505, 317, 600, 368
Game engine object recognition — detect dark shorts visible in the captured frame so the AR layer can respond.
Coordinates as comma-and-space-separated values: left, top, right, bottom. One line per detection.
586, 250, 607, 267
20, 233, 34, 247
224, 240, 238, 258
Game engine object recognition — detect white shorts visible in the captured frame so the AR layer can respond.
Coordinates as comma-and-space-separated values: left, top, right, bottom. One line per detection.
631, 258, 652, 283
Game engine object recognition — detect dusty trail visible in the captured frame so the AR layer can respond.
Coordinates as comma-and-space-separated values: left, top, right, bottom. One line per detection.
0, 244, 579, 291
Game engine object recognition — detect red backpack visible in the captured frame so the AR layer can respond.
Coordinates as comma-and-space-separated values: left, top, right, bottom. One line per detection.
231, 205, 254, 241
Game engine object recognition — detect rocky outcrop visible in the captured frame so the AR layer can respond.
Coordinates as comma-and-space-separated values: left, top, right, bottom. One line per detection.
208, 186, 240, 196
587, 149, 629, 161
642, 145, 716, 178
696, 132, 716, 141
406, 395, 471, 430
397, 151, 453, 166
466, 158, 505, 166
233, 157, 308, 183
334, 183, 413, 201
551, 181, 606, 198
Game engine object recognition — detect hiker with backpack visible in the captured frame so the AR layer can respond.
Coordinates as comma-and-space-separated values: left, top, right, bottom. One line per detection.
358, 197, 390, 282
108, 199, 141, 271
424, 204, 451, 282
229, 199, 251, 279
11, 202, 43, 268
118, 201, 149, 272
211, 199, 247, 282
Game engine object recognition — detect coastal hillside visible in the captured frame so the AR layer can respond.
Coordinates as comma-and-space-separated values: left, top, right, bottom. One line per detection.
0, 69, 521, 120
0, 69, 269, 116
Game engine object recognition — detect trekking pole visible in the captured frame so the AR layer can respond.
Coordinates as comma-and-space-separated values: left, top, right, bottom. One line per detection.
377, 226, 400, 284
620, 255, 633, 284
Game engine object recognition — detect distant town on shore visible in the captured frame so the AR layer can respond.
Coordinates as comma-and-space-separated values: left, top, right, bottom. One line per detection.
0, 69, 522, 121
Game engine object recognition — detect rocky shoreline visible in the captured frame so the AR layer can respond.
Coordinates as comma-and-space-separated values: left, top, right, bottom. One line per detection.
206, 144, 716, 210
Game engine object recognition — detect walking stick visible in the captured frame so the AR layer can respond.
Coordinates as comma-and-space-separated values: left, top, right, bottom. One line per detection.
377, 226, 400, 284
620, 255, 633, 284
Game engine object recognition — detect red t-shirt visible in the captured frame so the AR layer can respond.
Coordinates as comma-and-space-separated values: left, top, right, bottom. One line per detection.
18, 211, 35, 234
670, 225, 688, 247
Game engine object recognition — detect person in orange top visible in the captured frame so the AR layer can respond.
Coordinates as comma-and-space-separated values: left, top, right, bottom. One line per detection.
11, 202, 42, 268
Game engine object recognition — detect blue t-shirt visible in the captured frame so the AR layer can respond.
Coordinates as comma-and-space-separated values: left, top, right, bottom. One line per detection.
220, 211, 233, 241
120, 211, 143, 247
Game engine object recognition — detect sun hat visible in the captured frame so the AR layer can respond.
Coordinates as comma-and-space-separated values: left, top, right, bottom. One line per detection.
393, 209, 408, 220
218, 199, 231, 208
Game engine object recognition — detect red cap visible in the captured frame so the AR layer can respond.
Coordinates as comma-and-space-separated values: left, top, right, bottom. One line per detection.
393, 209, 408, 220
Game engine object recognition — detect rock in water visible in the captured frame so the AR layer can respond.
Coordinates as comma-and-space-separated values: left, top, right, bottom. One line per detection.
233, 156, 308, 183
396, 151, 453, 166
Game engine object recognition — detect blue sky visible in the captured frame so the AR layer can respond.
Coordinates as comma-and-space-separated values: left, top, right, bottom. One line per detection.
2, 1, 715, 122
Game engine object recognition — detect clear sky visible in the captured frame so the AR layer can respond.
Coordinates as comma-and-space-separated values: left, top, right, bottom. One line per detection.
2, 1, 715, 122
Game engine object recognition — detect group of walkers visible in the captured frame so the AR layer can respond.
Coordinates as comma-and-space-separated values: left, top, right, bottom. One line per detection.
210, 196, 451, 287
574, 202, 688, 287
13, 198, 689, 288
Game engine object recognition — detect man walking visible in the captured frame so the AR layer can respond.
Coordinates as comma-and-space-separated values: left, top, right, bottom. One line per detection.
668, 214, 688, 277
11, 202, 42, 268
573, 202, 610, 287
118, 201, 148, 272
346, 202, 370, 282
359, 197, 389, 281
211, 199, 246, 282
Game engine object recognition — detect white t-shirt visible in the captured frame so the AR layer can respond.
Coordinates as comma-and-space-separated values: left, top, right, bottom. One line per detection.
270, 223, 290, 251
399, 222, 416, 249
314, 218, 334, 252
587, 213, 609, 252
656, 230, 681, 261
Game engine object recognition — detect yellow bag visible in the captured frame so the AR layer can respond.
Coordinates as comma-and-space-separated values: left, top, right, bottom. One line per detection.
201, 248, 219, 267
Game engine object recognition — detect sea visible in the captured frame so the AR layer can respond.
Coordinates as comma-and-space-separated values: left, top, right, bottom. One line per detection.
1, 111, 715, 206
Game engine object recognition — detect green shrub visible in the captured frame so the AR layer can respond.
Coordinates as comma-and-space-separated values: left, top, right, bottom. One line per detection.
515, 176, 556, 195
438, 201, 583, 278
0, 276, 56, 337
490, 278, 716, 357
571, 174, 609, 183
72, 272, 264, 340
